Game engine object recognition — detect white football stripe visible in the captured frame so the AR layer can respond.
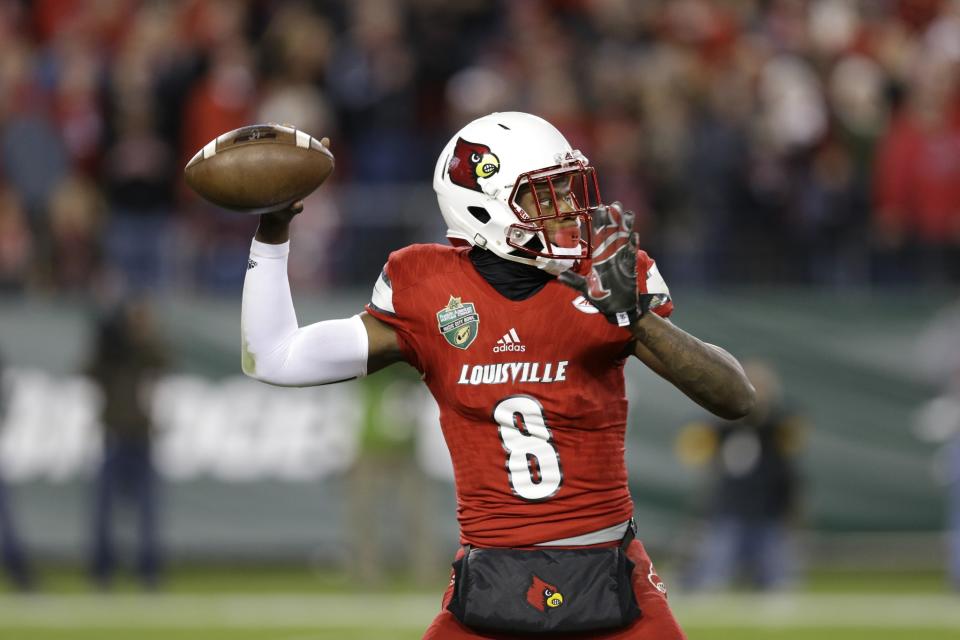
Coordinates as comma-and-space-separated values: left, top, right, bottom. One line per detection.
202, 139, 218, 159
295, 130, 311, 148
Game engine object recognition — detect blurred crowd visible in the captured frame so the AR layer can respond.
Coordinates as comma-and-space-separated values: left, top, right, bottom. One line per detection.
1, 0, 959, 295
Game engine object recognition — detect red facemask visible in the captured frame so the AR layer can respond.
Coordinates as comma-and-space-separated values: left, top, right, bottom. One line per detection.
506, 158, 602, 262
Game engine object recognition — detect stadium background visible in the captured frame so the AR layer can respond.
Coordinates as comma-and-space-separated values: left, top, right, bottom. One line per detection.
0, 0, 959, 638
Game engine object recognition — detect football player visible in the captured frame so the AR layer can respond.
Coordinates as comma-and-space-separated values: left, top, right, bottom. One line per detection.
241, 112, 755, 639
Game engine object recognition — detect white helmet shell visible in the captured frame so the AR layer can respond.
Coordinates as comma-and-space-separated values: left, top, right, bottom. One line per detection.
433, 112, 599, 269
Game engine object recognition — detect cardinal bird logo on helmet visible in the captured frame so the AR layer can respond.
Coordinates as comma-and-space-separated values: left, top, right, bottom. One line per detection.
526, 575, 564, 612
448, 138, 500, 192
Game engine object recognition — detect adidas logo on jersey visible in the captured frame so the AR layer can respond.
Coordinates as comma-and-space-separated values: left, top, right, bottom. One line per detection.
493, 328, 526, 353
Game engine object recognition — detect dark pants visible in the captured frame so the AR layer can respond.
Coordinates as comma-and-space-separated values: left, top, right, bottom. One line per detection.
90, 440, 161, 588
0, 480, 32, 589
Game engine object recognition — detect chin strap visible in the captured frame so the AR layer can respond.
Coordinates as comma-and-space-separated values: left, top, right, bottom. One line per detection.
536, 243, 582, 276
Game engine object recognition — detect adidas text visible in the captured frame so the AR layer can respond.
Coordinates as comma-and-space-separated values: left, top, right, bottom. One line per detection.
493, 328, 525, 353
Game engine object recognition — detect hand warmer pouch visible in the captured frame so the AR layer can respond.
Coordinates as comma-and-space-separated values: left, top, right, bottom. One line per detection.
447, 523, 640, 635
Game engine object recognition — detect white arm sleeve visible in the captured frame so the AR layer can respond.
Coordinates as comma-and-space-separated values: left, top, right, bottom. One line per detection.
241, 239, 368, 386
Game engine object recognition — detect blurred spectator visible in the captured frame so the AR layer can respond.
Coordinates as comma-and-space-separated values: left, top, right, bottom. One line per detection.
915, 298, 960, 590
872, 49, 960, 284
85, 298, 168, 590
101, 94, 175, 290
0, 185, 34, 291
681, 61, 753, 283
346, 376, 436, 586
49, 29, 106, 174
444, 65, 511, 126
0, 108, 68, 222
177, 23, 258, 290
326, 0, 422, 182
676, 360, 807, 591
256, 79, 341, 290
45, 173, 104, 292
258, 2, 335, 87
793, 139, 865, 285
257, 84, 335, 140
180, 38, 255, 170
0, 351, 34, 591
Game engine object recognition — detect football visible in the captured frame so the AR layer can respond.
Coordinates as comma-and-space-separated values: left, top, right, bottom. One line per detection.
184, 123, 334, 214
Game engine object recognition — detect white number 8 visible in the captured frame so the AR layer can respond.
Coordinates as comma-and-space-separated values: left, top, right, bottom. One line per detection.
493, 395, 562, 501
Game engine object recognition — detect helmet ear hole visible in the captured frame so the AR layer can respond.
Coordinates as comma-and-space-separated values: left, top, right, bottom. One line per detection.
468, 206, 491, 223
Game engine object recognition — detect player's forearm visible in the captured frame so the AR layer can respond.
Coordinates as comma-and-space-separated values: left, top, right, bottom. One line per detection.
631, 313, 755, 419
241, 239, 368, 386
254, 213, 292, 244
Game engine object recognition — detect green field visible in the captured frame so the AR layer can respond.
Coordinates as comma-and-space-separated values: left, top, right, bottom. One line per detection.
0, 568, 957, 639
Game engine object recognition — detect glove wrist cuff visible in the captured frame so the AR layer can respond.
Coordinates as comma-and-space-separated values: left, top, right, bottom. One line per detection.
606, 308, 640, 327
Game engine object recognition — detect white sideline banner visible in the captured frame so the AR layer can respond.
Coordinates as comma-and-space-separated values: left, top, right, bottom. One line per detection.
0, 369, 364, 483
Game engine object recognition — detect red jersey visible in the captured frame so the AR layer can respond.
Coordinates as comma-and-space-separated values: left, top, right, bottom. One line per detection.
365, 245, 672, 547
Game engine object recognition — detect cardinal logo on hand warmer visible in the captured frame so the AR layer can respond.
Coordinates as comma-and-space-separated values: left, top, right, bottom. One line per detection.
526, 575, 564, 612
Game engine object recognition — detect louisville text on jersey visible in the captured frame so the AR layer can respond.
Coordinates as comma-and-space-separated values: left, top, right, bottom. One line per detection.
457, 360, 568, 385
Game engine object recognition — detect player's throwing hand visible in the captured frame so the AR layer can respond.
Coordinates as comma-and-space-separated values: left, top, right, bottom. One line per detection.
558, 202, 646, 327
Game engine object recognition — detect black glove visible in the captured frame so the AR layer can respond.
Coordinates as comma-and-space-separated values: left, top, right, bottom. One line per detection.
558, 202, 647, 327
